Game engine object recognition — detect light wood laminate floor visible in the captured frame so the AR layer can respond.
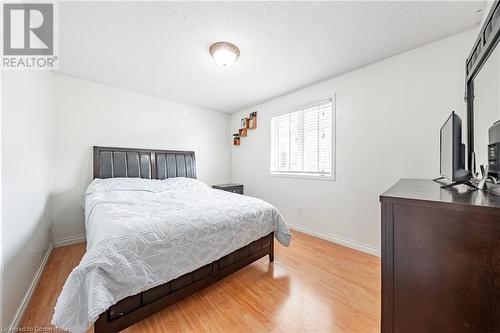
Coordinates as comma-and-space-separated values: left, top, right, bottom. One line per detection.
20, 230, 381, 332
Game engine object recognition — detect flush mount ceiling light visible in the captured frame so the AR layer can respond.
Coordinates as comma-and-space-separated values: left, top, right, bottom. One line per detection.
209, 42, 240, 68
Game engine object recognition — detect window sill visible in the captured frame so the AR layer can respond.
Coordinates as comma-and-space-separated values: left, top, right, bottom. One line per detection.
269, 172, 335, 181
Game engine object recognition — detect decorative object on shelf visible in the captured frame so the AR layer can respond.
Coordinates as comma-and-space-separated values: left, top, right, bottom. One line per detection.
239, 128, 247, 137
233, 133, 240, 146
248, 111, 258, 129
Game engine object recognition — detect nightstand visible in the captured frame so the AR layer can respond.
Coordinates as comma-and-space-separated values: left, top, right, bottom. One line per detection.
212, 183, 244, 195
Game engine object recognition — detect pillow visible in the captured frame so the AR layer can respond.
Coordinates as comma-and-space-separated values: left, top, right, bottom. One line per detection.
86, 177, 208, 194
86, 177, 164, 194
161, 177, 209, 190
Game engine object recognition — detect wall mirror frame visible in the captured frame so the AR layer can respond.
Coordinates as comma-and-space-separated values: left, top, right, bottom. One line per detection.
466, 0, 500, 174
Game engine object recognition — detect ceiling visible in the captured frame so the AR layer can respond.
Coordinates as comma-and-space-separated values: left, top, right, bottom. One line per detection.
58, 1, 485, 113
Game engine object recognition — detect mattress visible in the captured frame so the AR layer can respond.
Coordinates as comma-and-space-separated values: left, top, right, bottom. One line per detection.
52, 177, 291, 333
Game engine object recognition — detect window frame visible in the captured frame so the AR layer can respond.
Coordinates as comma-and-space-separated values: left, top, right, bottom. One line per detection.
269, 95, 336, 181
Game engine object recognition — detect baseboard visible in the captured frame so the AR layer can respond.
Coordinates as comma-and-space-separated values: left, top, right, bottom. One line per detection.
9, 242, 54, 330
287, 223, 381, 257
53, 233, 86, 247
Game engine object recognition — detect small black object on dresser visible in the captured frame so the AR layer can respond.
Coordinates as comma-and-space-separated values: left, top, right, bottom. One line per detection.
212, 183, 244, 195
380, 179, 500, 333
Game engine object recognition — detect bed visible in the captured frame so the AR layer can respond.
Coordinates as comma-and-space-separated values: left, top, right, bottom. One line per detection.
52, 146, 291, 333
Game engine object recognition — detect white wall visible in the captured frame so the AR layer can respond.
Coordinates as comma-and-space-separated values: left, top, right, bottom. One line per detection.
1, 71, 53, 327
230, 29, 478, 253
51, 74, 230, 242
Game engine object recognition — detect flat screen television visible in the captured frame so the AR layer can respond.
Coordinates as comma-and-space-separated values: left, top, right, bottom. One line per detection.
439, 111, 470, 182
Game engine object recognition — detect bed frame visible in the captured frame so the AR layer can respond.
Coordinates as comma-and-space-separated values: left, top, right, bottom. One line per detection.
92, 146, 274, 333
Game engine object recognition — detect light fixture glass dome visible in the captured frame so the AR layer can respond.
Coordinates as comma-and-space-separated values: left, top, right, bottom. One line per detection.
209, 42, 240, 67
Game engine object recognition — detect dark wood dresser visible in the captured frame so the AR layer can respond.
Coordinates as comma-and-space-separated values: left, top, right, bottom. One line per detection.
380, 179, 500, 333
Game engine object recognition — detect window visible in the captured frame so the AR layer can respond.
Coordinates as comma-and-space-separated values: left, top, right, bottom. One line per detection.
270, 97, 334, 179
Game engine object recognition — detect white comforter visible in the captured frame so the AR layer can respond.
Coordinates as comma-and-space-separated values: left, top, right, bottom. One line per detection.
52, 177, 291, 333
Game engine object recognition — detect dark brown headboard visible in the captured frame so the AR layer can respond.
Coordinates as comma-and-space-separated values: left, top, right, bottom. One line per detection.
93, 146, 196, 180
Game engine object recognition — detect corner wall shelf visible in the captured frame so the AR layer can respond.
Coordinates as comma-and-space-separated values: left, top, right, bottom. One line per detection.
233, 111, 257, 146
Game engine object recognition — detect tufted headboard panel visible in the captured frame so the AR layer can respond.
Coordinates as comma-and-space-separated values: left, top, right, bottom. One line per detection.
93, 146, 196, 180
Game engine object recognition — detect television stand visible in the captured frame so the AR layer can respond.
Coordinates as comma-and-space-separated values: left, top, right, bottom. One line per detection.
433, 177, 477, 189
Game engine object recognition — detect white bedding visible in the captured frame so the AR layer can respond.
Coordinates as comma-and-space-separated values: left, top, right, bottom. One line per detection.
52, 177, 291, 333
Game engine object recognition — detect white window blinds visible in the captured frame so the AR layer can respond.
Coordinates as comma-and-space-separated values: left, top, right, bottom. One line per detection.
270, 98, 334, 178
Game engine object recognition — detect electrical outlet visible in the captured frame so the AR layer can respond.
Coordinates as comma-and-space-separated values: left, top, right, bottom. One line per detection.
297, 207, 303, 216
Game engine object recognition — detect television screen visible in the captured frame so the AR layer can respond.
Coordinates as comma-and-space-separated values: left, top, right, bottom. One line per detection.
440, 115, 454, 180
439, 112, 467, 181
